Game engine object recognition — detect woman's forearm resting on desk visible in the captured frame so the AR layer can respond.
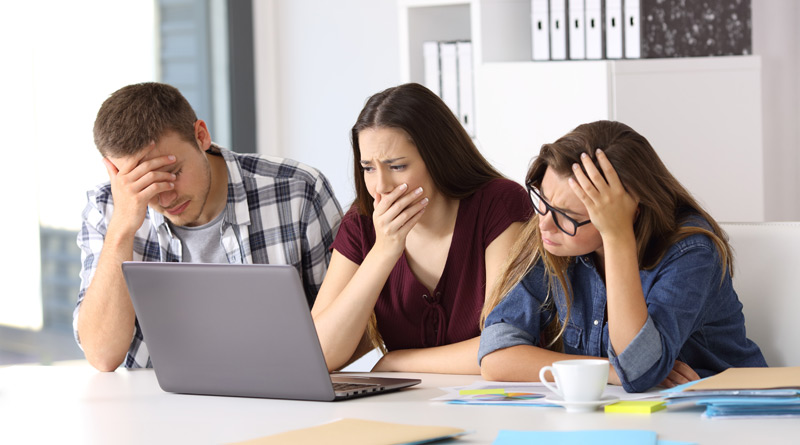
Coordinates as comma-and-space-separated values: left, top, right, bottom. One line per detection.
372, 337, 482, 374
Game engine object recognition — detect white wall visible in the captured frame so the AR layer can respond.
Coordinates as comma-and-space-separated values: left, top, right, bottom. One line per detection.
254, 0, 800, 221
253, 0, 401, 209
752, 0, 800, 221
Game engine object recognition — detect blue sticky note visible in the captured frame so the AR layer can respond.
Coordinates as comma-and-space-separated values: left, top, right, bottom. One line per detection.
494, 430, 657, 445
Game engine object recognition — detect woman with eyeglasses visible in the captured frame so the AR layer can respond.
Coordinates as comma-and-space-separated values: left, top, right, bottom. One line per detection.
478, 120, 766, 392
311, 83, 532, 374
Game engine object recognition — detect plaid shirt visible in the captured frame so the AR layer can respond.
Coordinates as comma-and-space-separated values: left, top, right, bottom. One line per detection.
74, 145, 342, 368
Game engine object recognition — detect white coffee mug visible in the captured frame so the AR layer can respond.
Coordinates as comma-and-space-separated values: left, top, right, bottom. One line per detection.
538, 359, 609, 402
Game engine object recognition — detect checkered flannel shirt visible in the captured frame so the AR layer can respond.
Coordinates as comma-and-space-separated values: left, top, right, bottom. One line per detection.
74, 145, 343, 368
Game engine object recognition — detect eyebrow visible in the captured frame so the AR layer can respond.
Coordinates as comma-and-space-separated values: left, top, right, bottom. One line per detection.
540, 188, 583, 217
360, 157, 406, 166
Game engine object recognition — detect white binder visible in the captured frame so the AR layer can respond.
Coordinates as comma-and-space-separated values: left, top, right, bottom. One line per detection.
585, 0, 603, 59
624, 0, 641, 58
568, 0, 586, 60
605, 0, 623, 59
439, 41, 459, 118
455, 41, 475, 137
422, 41, 441, 96
549, 0, 567, 60
531, 0, 550, 60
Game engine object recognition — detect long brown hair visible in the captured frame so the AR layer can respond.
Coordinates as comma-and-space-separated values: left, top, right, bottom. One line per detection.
350, 83, 503, 216
479, 120, 732, 350
351, 83, 504, 352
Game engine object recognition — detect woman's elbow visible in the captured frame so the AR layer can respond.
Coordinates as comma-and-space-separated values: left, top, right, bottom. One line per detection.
479, 352, 506, 381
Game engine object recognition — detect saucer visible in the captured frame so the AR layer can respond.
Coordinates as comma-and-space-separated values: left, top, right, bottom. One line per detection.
543, 394, 620, 413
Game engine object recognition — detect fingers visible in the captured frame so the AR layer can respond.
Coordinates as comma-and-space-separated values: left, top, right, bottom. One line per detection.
102, 157, 119, 180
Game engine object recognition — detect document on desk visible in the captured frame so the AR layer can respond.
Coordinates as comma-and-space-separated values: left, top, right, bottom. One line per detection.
229, 418, 468, 445
432, 381, 661, 406
493, 430, 697, 445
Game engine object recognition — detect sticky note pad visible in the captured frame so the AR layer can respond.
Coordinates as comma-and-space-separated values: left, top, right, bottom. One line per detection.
604, 401, 666, 414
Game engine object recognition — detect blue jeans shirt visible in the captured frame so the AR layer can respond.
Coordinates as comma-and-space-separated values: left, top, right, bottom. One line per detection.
479, 229, 767, 393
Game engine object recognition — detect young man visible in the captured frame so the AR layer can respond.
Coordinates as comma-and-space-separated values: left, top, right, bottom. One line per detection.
75, 82, 342, 371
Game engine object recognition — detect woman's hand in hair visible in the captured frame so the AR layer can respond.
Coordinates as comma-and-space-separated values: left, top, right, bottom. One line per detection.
568, 149, 638, 240
372, 183, 429, 259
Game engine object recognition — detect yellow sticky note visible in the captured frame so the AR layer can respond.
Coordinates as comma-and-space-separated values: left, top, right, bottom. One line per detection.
459, 388, 507, 395
604, 401, 666, 414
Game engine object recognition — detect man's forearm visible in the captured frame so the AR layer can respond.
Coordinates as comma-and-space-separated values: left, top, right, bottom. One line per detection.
77, 230, 137, 371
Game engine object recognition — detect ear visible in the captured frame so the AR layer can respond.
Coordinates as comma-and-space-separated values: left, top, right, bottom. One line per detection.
193, 120, 212, 151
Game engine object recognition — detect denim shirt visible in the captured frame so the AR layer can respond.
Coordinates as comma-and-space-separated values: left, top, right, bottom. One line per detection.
479, 227, 766, 393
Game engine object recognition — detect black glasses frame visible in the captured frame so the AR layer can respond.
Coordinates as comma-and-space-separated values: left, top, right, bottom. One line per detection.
526, 182, 591, 237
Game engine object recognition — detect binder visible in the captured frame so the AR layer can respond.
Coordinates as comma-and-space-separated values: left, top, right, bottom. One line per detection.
455, 41, 475, 137
568, 0, 586, 60
438, 41, 459, 118
624, 0, 641, 58
549, 0, 567, 60
422, 41, 441, 96
585, 0, 603, 59
531, 0, 550, 60
637, 0, 752, 58
605, 0, 623, 59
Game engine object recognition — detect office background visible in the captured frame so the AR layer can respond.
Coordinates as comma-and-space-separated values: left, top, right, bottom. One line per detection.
0, 0, 798, 365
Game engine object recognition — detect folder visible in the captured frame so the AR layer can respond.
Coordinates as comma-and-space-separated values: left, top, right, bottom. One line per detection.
531, 0, 550, 60
637, 0, 751, 58
585, 0, 603, 59
422, 41, 441, 96
455, 41, 475, 137
624, 0, 641, 58
567, 0, 586, 60
605, 0, 623, 59
549, 0, 567, 60
438, 41, 459, 118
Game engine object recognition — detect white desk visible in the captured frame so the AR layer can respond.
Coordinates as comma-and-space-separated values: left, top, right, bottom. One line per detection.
1, 363, 798, 444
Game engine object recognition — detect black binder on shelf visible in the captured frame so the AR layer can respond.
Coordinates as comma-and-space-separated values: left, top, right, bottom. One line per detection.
631, 0, 752, 58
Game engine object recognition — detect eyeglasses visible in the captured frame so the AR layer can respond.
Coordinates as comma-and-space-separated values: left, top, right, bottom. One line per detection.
526, 183, 591, 237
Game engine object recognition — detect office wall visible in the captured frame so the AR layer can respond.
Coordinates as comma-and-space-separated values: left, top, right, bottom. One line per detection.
253, 0, 400, 208
752, 0, 800, 221
253, 0, 800, 221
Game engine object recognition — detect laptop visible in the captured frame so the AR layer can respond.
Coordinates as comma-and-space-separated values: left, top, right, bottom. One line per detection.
121, 262, 420, 401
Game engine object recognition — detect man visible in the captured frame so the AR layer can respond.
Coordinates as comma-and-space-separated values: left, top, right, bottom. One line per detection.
74, 82, 342, 371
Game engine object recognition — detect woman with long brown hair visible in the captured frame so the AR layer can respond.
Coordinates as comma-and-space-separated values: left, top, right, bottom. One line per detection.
311, 83, 531, 374
478, 120, 765, 392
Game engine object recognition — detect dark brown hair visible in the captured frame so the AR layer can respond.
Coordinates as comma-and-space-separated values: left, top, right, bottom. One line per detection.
93, 82, 198, 157
480, 120, 732, 349
350, 83, 503, 216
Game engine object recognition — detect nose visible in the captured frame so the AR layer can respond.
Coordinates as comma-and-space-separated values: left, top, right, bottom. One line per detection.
158, 190, 178, 208
374, 168, 394, 196
538, 209, 557, 233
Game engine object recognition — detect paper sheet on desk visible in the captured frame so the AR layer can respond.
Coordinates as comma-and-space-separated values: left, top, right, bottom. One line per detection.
432, 381, 661, 406
228, 418, 468, 445
493, 430, 696, 445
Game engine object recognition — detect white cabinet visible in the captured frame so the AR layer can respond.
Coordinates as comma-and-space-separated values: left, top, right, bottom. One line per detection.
398, 0, 764, 222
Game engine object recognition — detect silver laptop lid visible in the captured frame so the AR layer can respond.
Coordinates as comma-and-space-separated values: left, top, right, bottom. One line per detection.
122, 262, 337, 401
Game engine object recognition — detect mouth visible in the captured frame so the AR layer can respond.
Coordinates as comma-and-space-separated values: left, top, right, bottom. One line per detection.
542, 237, 559, 247
166, 200, 190, 216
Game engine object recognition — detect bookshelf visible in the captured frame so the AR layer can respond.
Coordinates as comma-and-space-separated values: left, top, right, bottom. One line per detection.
397, 0, 764, 222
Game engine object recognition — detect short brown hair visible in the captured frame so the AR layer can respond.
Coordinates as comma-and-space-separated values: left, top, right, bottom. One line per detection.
93, 82, 198, 157
350, 83, 503, 216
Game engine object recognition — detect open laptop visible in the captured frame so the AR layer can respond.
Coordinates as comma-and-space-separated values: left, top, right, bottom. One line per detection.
121, 262, 420, 401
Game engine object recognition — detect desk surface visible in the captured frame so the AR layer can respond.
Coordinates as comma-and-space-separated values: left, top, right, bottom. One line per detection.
1, 363, 798, 444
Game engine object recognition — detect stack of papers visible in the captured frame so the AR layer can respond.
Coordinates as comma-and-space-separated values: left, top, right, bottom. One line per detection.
432, 381, 660, 406
493, 429, 695, 445
662, 367, 800, 419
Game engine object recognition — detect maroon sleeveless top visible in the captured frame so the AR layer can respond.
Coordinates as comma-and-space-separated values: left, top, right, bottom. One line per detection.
332, 179, 532, 351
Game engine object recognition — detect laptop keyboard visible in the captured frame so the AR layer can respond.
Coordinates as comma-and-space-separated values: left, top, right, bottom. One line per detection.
333, 382, 382, 394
